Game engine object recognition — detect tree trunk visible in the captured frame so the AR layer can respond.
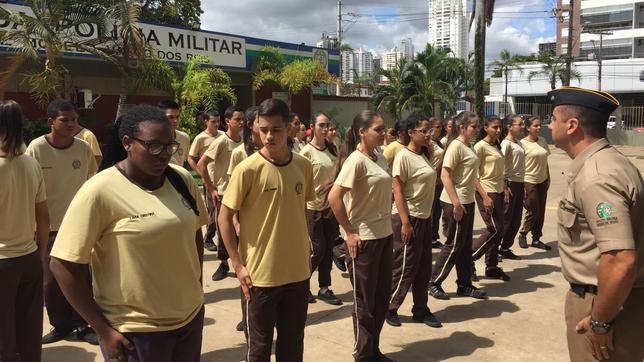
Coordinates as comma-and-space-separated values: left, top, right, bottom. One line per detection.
115, 75, 130, 121
474, 0, 486, 120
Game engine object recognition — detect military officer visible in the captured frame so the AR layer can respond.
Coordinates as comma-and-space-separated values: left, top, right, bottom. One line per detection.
549, 86, 644, 362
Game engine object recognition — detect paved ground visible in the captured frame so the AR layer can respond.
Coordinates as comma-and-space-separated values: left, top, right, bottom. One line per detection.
41, 145, 644, 362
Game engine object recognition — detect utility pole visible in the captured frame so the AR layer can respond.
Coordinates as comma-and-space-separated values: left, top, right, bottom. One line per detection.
336, 0, 342, 96
564, 0, 574, 86
584, 28, 613, 91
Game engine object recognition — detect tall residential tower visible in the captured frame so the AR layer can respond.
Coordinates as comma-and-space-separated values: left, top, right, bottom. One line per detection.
428, 0, 469, 59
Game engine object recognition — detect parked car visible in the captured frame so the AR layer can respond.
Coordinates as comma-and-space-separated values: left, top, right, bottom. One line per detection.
607, 115, 618, 129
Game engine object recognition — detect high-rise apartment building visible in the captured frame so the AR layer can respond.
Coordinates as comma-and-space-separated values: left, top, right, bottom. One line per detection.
341, 48, 374, 84
427, 0, 468, 59
399, 38, 415, 59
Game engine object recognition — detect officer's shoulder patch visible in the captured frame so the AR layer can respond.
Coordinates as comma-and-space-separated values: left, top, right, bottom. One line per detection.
595, 202, 618, 227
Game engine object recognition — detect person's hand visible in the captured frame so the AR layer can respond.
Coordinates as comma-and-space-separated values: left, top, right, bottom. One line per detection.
233, 263, 253, 300
504, 186, 512, 204
483, 195, 494, 214
97, 327, 134, 362
576, 316, 615, 361
346, 232, 363, 260
210, 189, 219, 203
453, 203, 466, 222
401, 221, 414, 244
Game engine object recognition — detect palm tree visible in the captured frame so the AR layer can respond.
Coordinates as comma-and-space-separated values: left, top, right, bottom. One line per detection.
440, 54, 475, 115
490, 50, 523, 107
528, 53, 581, 90
372, 58, 415, 121
408, 44, 452, 116
470, 0, 495, 119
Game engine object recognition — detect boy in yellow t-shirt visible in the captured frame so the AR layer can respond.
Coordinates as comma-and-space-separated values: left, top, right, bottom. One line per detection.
219, 99, 314, 361
158, 100, 190, 166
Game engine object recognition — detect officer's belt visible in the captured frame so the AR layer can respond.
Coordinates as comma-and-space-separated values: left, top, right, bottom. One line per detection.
570, 283, 598, 297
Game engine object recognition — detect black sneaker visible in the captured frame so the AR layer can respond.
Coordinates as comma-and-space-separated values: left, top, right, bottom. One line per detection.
42, 327, 74, 344
485, 266, 511, 281
235, 320, 245, 332
431, 240, 444, 249
531, 240, 552, 251
518, 234, 528, 249
204, 239, 217, 252
76, 326, 99, 345
412, 312, 442, 328
211, 262, 229, 281
317, 289, 342, 305
374, 351, 395, 362
307, 291, 317, 304
332, 254, 347, 272
428, 283, 450, 300
456, 284, 488, 299
499, 248, 521, 260
385, 311, 402, 327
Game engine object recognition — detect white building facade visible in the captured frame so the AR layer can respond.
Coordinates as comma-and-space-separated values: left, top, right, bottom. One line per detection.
427, 0, 469, 59
341, 48, 374, 84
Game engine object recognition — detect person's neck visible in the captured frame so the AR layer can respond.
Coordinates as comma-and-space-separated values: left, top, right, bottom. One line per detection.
457, 134, 469, 144
407, 141, 421, 154
483, 135, 496, 145
261, 145, 290, 164
206, 127, 218, 136
566, 135, 602, 159
527, 134, 539, 142
227, 129, 241, 142
357, 142, 376, 158
252, 135, 263, 150
47, 132, 73, 148
117, 159, 165, 190
506, 133, 517, 142
311, 135, 326, 149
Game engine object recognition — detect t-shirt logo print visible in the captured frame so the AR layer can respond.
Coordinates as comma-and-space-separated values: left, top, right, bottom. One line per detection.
295, 181, 303, 195
72, 160, 81, 169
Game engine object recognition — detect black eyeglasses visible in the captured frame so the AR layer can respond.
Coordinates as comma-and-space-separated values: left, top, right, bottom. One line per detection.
132, 138, 180, 156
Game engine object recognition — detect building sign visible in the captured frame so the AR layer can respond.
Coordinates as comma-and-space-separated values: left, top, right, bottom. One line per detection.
313, 49, 328, 69
0, 3, 246, 68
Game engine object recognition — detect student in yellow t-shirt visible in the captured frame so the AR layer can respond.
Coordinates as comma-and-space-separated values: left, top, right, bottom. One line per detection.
429, 111, 488, 301
471, 116, 511, 282
25, 99, 98, 345
519, 116, 552, 251
288, 112, 304, 153
49, 105, 208, 362
0, 100, 50, 362
428, 117, 446, 249
386, 114, 441, 329
159, 100, 190, 166
382, 120, 404, 168
219, 99, 314, 361
188, 109, 223, 252
328, 110, 393, 361
300, 112, 341, 306
72, 114, 102, 169
198, 105, 244, 282
439, 117, 453, 146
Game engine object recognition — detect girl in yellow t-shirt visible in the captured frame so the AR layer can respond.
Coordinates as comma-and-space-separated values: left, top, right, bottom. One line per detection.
430, 111, 488, 300
519, 116, 552, 251
472, 116, 511, 282
428, 117, 445, 248
0, 100, 49, 362
387, 114, 441, 329
328, 110, 393, 361
300, 113, 341, 306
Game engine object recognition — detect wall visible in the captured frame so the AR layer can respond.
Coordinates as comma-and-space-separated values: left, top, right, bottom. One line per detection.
311, 96, 371, 128
608, 129, 644, 145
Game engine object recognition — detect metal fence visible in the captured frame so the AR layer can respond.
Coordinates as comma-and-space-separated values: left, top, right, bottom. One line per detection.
620, 106, 644, 130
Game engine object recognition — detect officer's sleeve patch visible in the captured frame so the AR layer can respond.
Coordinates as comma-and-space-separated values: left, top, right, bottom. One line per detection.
595, 202, 619, 227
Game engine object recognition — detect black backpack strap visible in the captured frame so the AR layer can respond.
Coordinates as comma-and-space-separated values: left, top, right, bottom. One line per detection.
164, 167, 200, 216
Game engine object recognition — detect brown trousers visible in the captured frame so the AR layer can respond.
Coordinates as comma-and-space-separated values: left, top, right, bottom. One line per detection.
347, 235, 393, 361
501, 181, 524, 249
44, 232, 89, 331
472, 192, 504, 268
520, 179, 549, 241
565, 288, 644, 362
0, 251, 43, 362
431, 202, 475, 287
203, 187, 218, 244
389, 215, 433, 318
307, 208, 339, 289
430, 183, 443, 241
245, 279, 309, 362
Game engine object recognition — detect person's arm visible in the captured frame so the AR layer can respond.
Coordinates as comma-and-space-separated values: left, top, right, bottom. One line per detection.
197, 154, 217, 200
35, 200, 50, 268
218, 205, 252, 299
475, 180, 493, 213
392, 176, 413, 244
195, 230, 204, 283
441, 167, 465, 222
50, 258, 133, 359
187, 156, 199, 173
328, 184, 362, 259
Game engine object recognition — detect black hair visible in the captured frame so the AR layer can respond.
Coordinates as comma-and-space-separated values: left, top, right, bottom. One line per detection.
478, 115, 502, 150
400, 113, 432, 160
440, 117, 453, 142
0, 100, 25, 158
335, 110, 380, 178
204, 109, 220, 119
243, 106, 259, 156
224, 105, 244, 120
47, 99, 76, 119
312, 112, 338, 157
157, 99, 180, 110
288, 112, 300, 123
501, 114, 522, 141
559, 106, 607, 139
446, 111, 478, 149
258, 98, 290, 124
392, 120, 402, 138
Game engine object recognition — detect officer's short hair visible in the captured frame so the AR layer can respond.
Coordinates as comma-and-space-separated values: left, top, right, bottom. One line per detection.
559, 105, 607, 139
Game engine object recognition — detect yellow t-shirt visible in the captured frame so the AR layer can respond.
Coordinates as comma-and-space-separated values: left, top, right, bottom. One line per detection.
75, 128, 102, 157
170, 130, 191, 166
50, 165, 208, 333
439, 140, 480, 205
522, 136, 550, 184
429, 140, 444, 170
26, 136, 96, 231
391, 148, 437, 219
501, 138, 525, 182
203, 133, 242, 194
474, 140, 505, 193
223, 152, 315, 287
292, 138, 304, 153
188, 130, 223, 159
227, 143, 252, 176
300, 143, 337, 211
335, 150, 393, 240
0, 155, 46, 259
383, 140, 404, 169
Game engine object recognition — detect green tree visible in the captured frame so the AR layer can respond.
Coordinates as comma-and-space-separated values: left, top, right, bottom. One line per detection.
471, 0, 495, 119
490, 50, 523, 105
106, 0, 203, 27
408, 44, 452, 116
528, 53, 581, 90
440, 54, 475, 114
372, 58, 415, 121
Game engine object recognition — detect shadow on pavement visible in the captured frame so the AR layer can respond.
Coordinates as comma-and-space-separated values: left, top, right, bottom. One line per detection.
204, 317, 216, 326
306, 304, 353, 327
508, 263, 561, 280
389, 331, 494, 360
518, 240, 559, 260
204, 286, 241, 304
434, 299, 519, 323
201, 343, 247, 361
42, 345, 97, 362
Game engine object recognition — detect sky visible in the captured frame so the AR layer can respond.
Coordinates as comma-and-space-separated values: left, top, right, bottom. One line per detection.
201, 0, 557, 62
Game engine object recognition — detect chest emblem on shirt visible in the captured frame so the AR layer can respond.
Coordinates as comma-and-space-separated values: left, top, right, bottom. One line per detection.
595, 202, 618, 226
295, 181, 303, 195
72, 160, 81, 169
